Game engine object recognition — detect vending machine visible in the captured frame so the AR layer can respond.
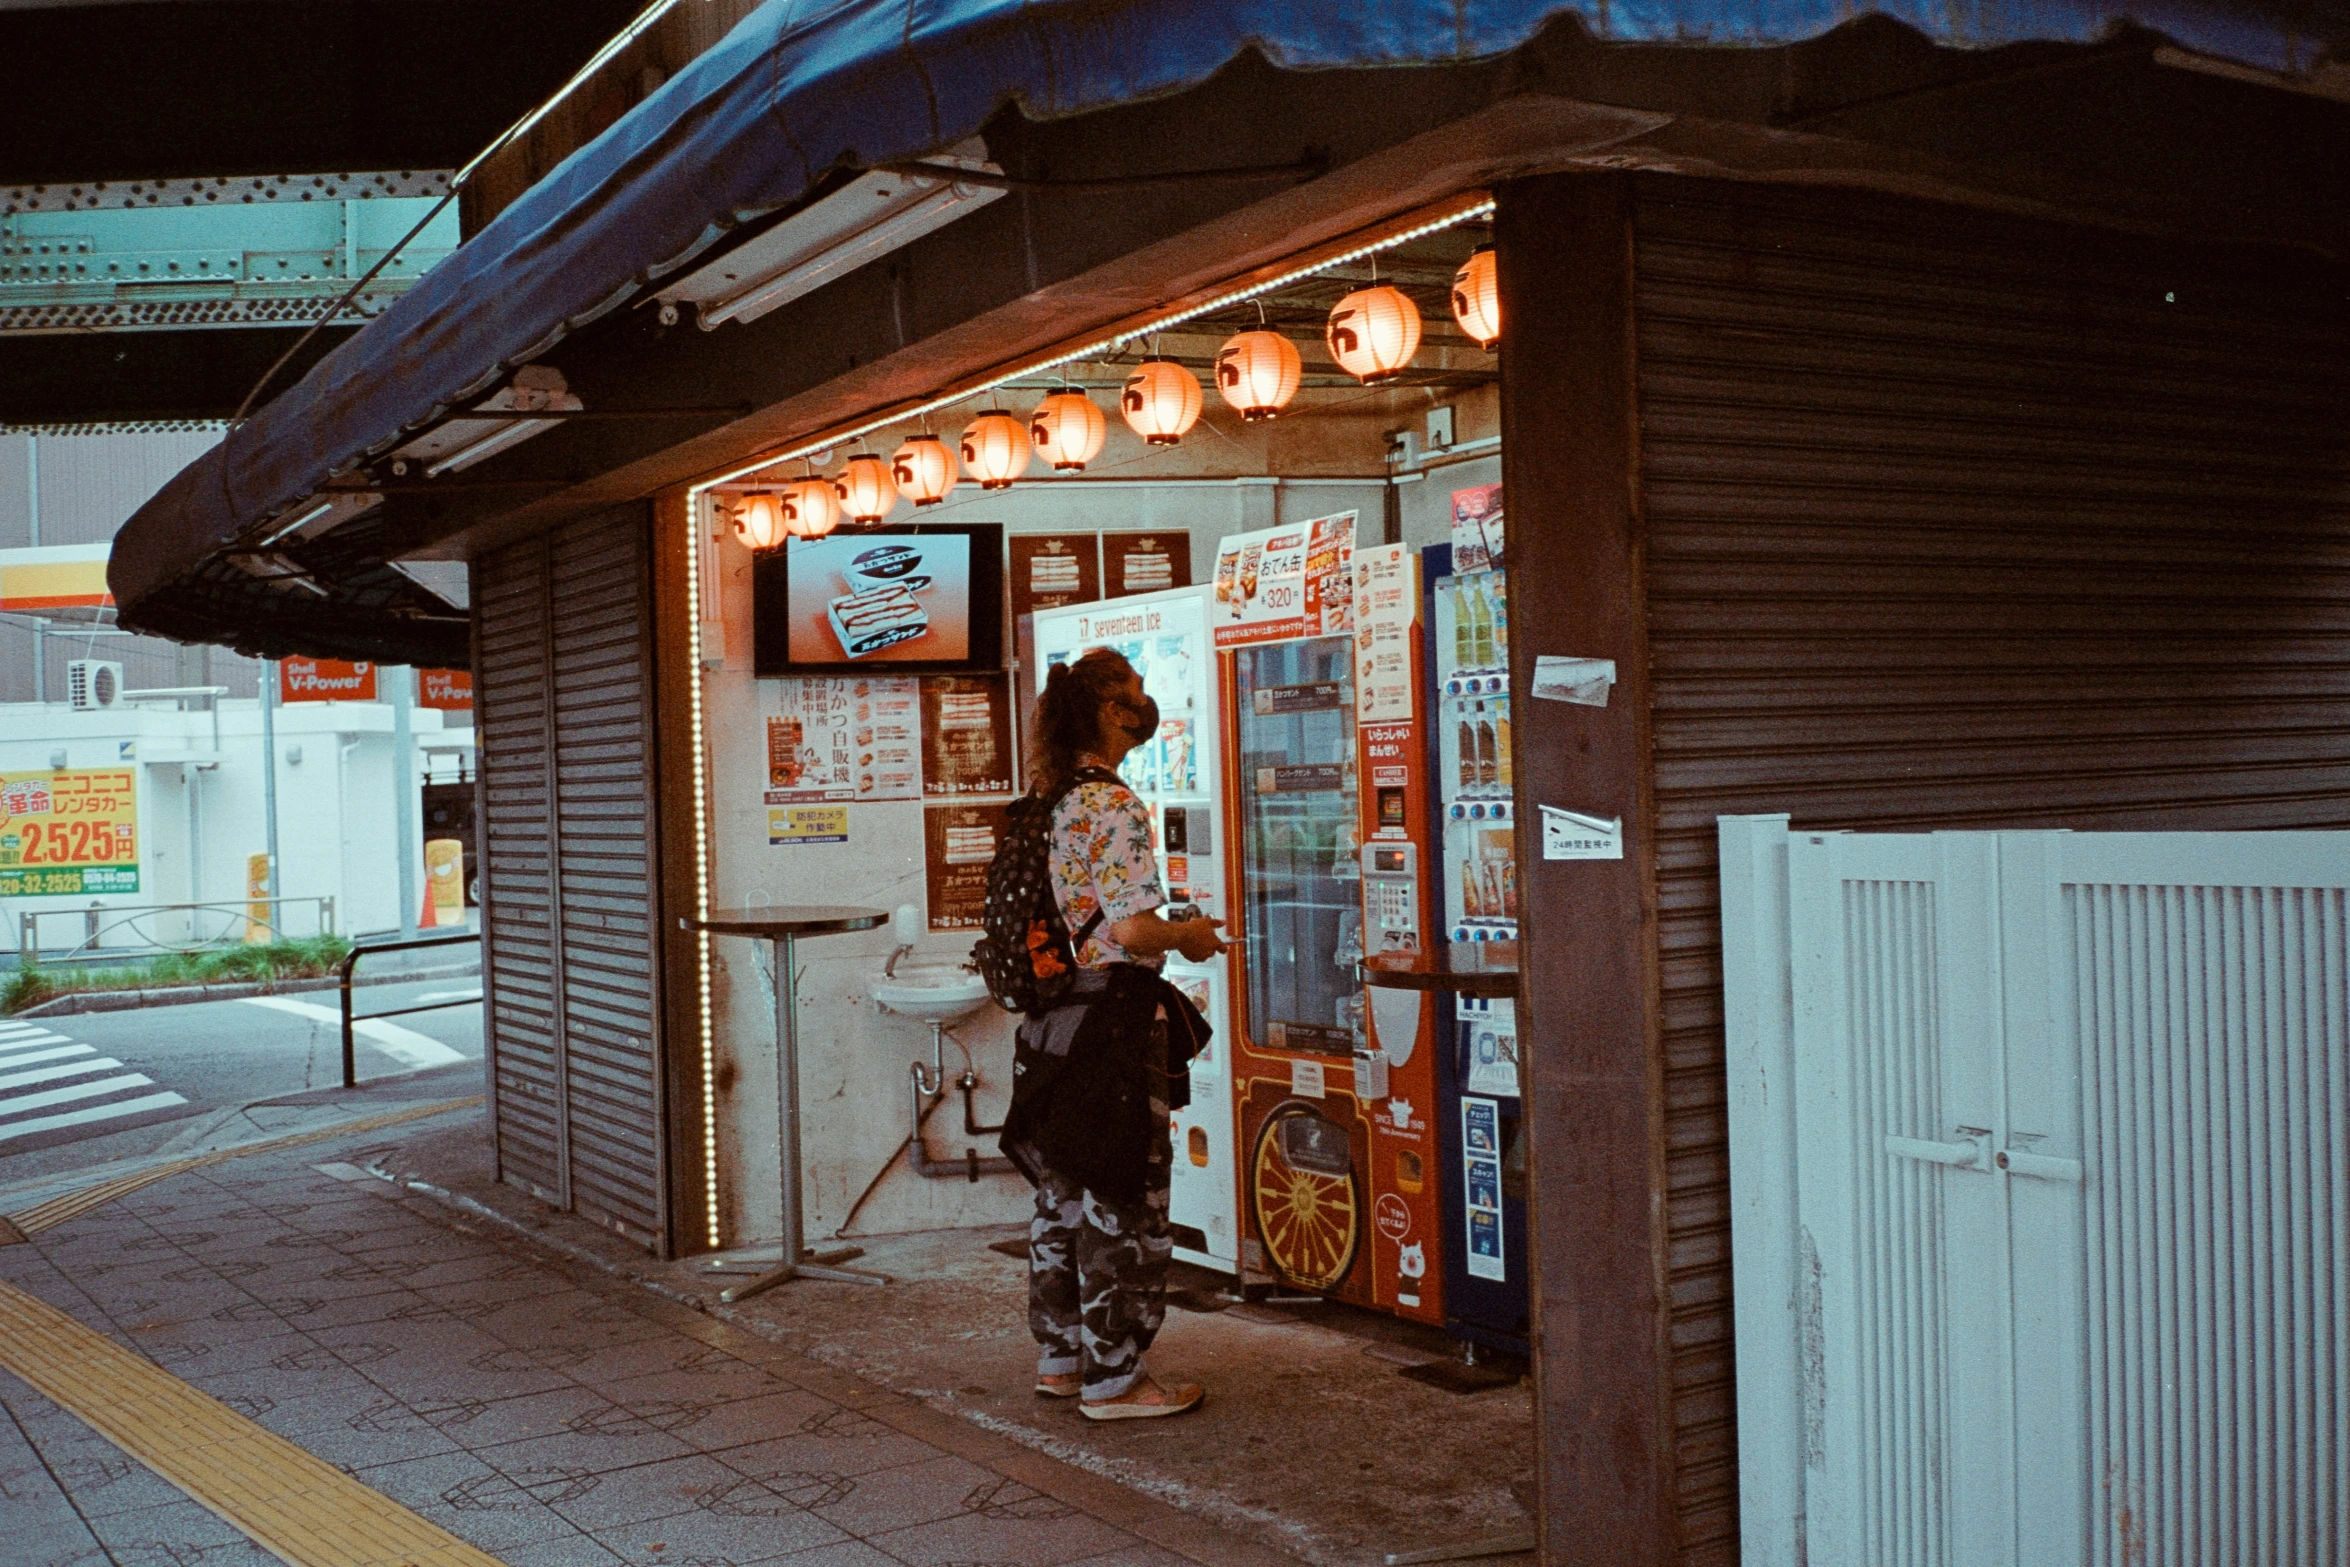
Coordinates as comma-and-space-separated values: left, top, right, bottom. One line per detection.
1216, 515, 1446, 1325
1029, 584, 1239, 1272
1422, 482, 1531, 1354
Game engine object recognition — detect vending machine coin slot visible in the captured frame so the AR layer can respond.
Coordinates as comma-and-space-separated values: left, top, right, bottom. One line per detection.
1362, 842, 1422, 954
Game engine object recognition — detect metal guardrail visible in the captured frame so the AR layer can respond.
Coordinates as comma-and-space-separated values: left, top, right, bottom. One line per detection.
338, 931, 481, 1089
18, 896, 337, 963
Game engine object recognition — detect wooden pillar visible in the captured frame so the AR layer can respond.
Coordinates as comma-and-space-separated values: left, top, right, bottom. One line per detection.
1497, 172, 1676, 1565
651, 485, 714, 1256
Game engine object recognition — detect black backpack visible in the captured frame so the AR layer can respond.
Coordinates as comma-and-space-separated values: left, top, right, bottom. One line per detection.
970, 766, 1119, 1016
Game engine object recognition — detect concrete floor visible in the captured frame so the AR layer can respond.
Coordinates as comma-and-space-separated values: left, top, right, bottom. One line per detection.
380, 1115, 1539, 1567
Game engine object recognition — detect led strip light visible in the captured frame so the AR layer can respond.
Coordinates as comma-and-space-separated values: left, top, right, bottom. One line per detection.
682, 495, 721, 1247
679, 193, 1495, 1246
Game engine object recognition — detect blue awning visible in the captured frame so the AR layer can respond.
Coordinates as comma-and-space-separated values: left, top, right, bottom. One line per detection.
110, 0, 2347, 621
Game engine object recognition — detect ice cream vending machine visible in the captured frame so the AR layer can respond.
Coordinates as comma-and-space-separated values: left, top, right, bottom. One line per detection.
1215, 516, 1445, 1325
1424, 510, 1530, 1353
1029, 584, 1239, 1272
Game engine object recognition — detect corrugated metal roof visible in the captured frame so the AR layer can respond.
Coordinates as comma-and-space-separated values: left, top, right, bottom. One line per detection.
108, 0, 2347, 633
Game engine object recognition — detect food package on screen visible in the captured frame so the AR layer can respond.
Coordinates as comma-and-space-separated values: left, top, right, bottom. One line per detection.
828, 582, 930, 658
843, 541, 933, 594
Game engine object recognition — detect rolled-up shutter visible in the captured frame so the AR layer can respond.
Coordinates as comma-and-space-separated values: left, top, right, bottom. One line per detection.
1633, 178, 2350, 1561
475, 505, 668, 1251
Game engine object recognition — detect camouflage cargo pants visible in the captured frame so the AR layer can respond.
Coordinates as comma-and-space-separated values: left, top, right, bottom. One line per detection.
1028, 1093, 1172, 1402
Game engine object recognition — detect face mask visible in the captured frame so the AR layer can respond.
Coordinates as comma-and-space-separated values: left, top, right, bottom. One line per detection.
1116, 694, 1160, 743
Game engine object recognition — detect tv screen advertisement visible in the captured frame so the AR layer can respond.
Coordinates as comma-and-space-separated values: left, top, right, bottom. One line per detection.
754, 524, 1004, 677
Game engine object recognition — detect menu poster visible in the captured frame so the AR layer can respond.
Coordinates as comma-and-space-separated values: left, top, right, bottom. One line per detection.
763, 677, 922, 804
924, 801, 1010, 930
1353, 542, 1417, 722
1450, 482, 1504, 572
919, 674, 1016, 798
1210, 511, 1357, 648
1102, 532, 1191, 599
1009, 534, 1101, 618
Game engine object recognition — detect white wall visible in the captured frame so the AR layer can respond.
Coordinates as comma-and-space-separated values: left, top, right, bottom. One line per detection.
695, 460, 1508, 1243
0, 697, 471, 952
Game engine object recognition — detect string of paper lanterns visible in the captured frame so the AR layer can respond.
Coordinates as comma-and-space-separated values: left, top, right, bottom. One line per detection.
725, 241, 1500, 544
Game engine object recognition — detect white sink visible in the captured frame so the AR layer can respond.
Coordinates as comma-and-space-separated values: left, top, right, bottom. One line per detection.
872, 969, 992, 1024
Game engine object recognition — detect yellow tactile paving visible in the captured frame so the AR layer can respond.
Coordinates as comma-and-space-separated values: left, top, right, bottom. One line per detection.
0, 1095, 483, 1242
0, 1278, 507, 1567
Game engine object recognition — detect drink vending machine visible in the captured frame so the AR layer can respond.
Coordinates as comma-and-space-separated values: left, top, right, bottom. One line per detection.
1215, 514, 1446, 1324
1423, 480, 1530, 1354
1028, 585, 1240, 1271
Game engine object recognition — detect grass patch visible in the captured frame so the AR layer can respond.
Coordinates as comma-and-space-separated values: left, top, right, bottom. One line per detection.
2, 935, 352, 1015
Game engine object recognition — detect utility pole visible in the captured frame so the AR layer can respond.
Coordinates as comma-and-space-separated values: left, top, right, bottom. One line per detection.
260, 659, 282, 903
26, 432, 42, 703
392, 664, 418, 938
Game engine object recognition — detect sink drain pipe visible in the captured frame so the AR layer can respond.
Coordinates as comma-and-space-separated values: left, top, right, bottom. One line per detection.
908, 1057, 1015, 1182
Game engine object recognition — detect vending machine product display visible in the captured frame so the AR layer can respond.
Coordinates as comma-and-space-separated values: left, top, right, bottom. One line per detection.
1220, 518, 1445, 1324
1423, 492, 1531, 1354
1029, 584, 1238, 1271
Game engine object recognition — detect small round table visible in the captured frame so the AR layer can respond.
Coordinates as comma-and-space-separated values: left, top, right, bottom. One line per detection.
684, 905, 889, 1301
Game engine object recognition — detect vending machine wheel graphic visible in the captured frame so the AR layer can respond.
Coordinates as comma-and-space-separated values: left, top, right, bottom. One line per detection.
1248, 1102, 1362, 1291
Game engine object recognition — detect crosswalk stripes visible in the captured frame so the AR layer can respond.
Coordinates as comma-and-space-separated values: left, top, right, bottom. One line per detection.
0, 1019, 189, 1152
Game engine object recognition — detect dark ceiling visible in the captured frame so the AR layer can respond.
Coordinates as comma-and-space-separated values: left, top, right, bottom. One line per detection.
0, 0, 647, 185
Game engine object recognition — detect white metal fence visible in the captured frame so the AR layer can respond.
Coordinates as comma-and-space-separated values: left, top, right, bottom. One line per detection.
1721, 818, 2348, 1567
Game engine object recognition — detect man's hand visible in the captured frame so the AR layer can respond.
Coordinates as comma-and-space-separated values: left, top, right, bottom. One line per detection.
1172, 916, 1227, 963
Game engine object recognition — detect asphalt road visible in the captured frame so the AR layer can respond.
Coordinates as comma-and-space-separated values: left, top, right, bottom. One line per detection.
0, 974, 485, 1179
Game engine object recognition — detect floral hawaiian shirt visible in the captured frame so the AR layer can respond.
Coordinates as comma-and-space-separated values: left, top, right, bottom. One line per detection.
1049, 776, 1166, 970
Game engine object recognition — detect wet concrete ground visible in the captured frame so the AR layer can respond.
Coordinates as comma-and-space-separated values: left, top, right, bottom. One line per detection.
2, 1082, 1534, 1567
377, 1113, 1539, 1567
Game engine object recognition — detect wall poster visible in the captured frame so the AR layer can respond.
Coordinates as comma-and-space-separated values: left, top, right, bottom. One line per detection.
923, 801, 1010, 930
1102, 532, 1191, 599
1352, 542, 1417, 723
919, 674, 1016, 798
0, 769, 139, 896
1209, 511, 1356, 648
764, 677, 921, 804
1009, 534, 1101, 619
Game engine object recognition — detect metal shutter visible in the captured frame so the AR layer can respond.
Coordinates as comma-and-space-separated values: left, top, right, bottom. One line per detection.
475, 506, 668, 1251
1632, 178, 2350, 1563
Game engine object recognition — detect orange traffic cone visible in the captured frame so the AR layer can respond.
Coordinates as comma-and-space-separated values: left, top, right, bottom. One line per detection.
418, 890, 439, 929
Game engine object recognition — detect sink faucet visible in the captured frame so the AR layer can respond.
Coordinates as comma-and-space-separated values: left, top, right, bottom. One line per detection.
884, 901, 923, 979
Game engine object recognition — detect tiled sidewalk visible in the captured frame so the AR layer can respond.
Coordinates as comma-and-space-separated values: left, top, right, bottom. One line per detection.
0, 1118, 1292, 1567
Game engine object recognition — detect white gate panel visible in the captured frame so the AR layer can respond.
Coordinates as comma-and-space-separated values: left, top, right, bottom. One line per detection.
1725, 821, 2348, 1567
2044, 834, 2349, 1567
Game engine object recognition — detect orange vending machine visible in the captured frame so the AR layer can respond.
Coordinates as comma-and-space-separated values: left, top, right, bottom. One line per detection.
1215, 518, 1442, 1324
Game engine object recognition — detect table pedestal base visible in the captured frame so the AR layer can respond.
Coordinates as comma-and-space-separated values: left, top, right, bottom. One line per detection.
699, 1241, 866, 1273
718, 1255, 890, 1302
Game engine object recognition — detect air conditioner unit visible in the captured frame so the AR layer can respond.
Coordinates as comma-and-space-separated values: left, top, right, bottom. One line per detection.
68, 660, 123, 711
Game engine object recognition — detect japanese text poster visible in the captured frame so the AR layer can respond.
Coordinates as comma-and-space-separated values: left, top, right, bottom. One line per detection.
923, 801, 1010, 930
764, 677, 921, 804
0, 769, 139, 895
919, 674, 1016, 798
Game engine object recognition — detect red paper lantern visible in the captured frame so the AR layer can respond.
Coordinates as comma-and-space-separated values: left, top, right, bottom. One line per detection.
1120, 359, 1203, 446
960, 410, 1030, 489
1326, 283, 1422, 384
833, 454, 899, 525
1213, 330, 1302, 421
1452, 246, 1500, 351
1030, 392, 1106, 471
779, 477, 840, 538
732, 493, 786, 550
891, 434, 959, 507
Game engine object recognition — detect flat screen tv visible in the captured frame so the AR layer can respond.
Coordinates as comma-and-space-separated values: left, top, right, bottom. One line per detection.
753, 523, 1004, 676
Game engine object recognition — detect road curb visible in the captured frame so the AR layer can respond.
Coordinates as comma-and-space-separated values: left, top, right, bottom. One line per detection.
8, 962, 480, 1021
